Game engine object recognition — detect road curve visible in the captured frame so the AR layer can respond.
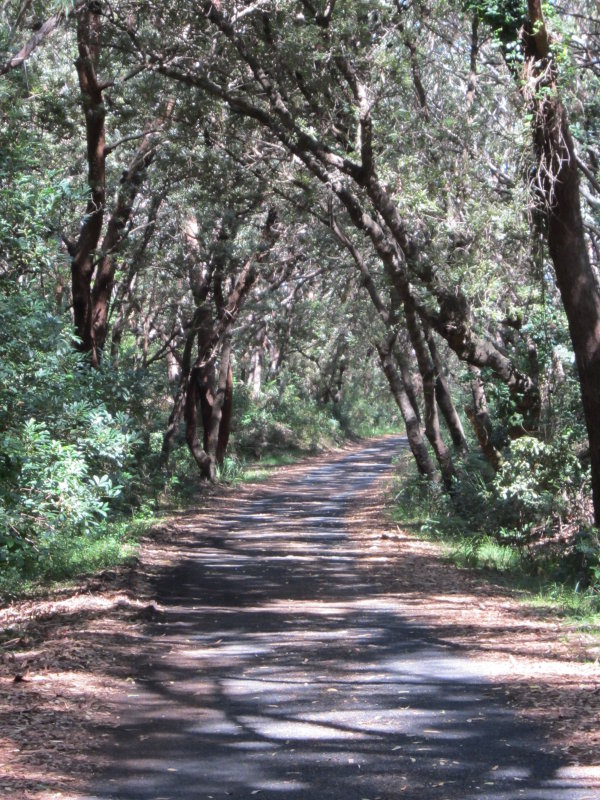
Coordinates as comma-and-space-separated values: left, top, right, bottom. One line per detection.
85, 438, 596, 800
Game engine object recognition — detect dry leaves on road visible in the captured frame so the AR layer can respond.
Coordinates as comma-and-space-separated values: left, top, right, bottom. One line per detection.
1, 442, 599, 797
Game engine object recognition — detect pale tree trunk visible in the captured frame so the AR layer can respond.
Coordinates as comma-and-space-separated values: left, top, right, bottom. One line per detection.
248, 324, 266, 397
166, 350, 181, 383
424, 326, 468, 453
0, 3, 83, 75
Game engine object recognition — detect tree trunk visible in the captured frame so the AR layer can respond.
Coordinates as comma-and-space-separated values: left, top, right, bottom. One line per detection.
70, 4, 106, 354
248, 324, 266, 397
161, 386, 186, 467
69, 16, 170, 367
425, 326, 468, 452
465, 367, 502, 471
523, 0, 600, 524
160, 309, 203, 466
184, 364, 213, 480
205, 337, 233, 469
395, 348, 422, 424
216, 359, 233, 465
377, 335, 436, 479
179, 208, 278, 479
404, 303, 456, 489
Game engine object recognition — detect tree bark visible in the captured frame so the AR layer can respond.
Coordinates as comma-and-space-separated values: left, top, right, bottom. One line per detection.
182, 208, 278, 479
184, 364, 213, 480
0, 4, 83, 75
69, 7, 171, 367
395, 346, 422, 424
70, 4, 106, 354
404, 303, 456, 489
465, 367, 502, 471
424, 326, 468, 452
216, 359, 233, 465
522, 1, 600, 524
376, 334, 435, 479
205, 336, 233, 472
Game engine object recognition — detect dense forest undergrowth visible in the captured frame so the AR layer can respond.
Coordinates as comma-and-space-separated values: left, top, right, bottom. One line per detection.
1, 0, 600, 620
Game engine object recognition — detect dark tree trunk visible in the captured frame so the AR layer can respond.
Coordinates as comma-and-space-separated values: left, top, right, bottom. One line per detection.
216, 360, 233, 466
185, 342, 232, 480
70, 4, 106, 354
180, 208, 278, 480
90, 123, 161, 363
160, 308, 204, 466
377, 335, 435, 479
69, 10, 170, 367
523, 0, 600, 524
185, 364, 214, 480
465, 367, 502, 471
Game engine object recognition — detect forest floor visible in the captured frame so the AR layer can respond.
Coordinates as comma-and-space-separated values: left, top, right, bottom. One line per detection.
0, 437, 599, 799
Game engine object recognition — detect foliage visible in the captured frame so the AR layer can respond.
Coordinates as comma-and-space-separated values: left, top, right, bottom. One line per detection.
395, 429, 598, 603
493, 434, 587, 535
466, 0, 526, 46
0, 0, 599, 602
231, 379, 345, 457
0, 292, 144, 574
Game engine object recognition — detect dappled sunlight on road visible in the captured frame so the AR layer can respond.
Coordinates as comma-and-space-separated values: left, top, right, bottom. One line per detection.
85, 440, 599, 800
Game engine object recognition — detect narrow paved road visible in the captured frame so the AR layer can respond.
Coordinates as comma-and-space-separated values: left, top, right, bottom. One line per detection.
86, 439, 595, 799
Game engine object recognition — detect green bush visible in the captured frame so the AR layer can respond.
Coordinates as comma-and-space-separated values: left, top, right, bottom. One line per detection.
493, 434, 587, 537
394, 422, 597, 599
231, 379, 343, 457
0, 292, 144, 573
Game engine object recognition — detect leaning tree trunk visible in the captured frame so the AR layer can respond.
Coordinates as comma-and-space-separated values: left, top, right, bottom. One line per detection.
522, 0, 600, 525
424, 326, 468, 453
404, 303, 456, 489
376, 334, 436, 479
465, 367, 502, 471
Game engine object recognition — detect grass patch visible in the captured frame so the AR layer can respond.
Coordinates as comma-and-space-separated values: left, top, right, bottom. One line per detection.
391, 500, 600, 628
237, 450, 311, 483
0, 513, 158, 603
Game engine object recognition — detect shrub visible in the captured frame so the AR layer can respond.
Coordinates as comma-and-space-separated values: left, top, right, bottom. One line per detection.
0, 292, 143, 572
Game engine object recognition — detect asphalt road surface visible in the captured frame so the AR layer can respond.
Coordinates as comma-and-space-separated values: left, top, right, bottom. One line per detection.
85, 438, 597, 800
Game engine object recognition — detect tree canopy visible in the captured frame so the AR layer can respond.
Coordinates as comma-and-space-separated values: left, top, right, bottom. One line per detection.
1, 0, 599, 595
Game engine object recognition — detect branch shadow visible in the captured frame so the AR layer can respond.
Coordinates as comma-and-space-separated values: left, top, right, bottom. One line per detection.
83, 438, 598, 799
